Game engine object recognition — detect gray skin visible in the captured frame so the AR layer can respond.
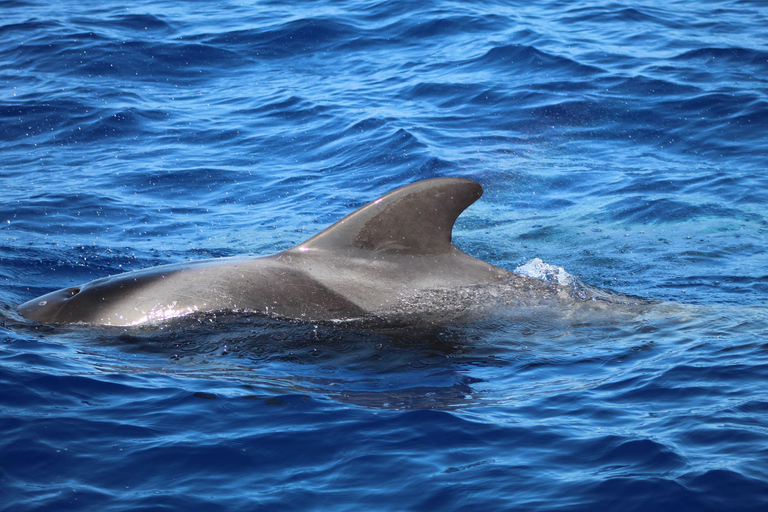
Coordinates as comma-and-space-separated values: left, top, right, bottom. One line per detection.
19, 178, 541, 327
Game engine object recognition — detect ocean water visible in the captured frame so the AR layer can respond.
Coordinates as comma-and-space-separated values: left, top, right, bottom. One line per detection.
2, 0, 767, 510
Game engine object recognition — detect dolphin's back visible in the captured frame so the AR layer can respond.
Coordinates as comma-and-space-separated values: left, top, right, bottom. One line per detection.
18, 178, 518, 326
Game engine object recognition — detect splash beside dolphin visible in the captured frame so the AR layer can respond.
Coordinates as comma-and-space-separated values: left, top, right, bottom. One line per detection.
18, 178, 646, 327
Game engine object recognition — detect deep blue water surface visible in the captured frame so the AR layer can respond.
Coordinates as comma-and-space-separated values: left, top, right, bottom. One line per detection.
2, 0, 768, 510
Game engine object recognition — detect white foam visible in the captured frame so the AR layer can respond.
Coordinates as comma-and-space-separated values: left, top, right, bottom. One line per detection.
514, 258, 573, 285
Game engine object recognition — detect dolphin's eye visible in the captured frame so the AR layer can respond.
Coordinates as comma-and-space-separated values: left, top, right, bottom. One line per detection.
68, 288, 81, 297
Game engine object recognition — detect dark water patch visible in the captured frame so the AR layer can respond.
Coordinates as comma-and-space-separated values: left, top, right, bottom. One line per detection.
399, 14, 511, 39
72, 108, 169, 142
0, 99, 87, 143
589, 436, 687, 473
681, 469, 768, 511
243, 95, 333, 123
4, 28, 242, 80
80, 41, 243, 79
199, 17, 357, 57
731, 400, 768, 415
603, 196, 751, 225
659, 276, 768, 298
571, 476, 714, 512
681, 425, 768, 457
514, 224, 567, 241
99, 13, 174, 33
606, 75, 700, 98
599, 169, 768, 205
527, 100, 618, 129
670, 92, 762, 119
401, 82, 486, 106
672, 47, 768, 73
561, 4, 688, 30
0, 18, 63, 37
416, 156, 457, 176
307, 122, 431, 172
503, 27, 546, 46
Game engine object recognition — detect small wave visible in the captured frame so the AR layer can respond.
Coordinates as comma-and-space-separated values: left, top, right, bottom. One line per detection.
673, 47, 768, 71
470, 44, 604, 78
562, 5, 686, 29
604, 196, 753, 224
201, 18, 357, 56
98, 13, 173, 33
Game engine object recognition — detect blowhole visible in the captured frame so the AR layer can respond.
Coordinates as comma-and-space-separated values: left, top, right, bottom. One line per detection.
68, 288, 81, 297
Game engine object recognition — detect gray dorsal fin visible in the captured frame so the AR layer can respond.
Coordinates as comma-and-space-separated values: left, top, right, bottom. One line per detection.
293, 177, 483, 255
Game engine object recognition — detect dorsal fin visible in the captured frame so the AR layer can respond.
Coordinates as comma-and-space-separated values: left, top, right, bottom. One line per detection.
293, 178, 483, 255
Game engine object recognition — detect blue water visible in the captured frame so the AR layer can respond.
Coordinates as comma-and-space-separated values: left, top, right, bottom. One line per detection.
2, 0, 767, 510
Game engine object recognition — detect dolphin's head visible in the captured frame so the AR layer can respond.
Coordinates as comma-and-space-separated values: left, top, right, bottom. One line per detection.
18, 271, 172, 325
18, 285, 90, 324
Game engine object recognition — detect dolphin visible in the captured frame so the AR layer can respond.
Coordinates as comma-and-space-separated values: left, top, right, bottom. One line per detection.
18, 178, 643, 327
